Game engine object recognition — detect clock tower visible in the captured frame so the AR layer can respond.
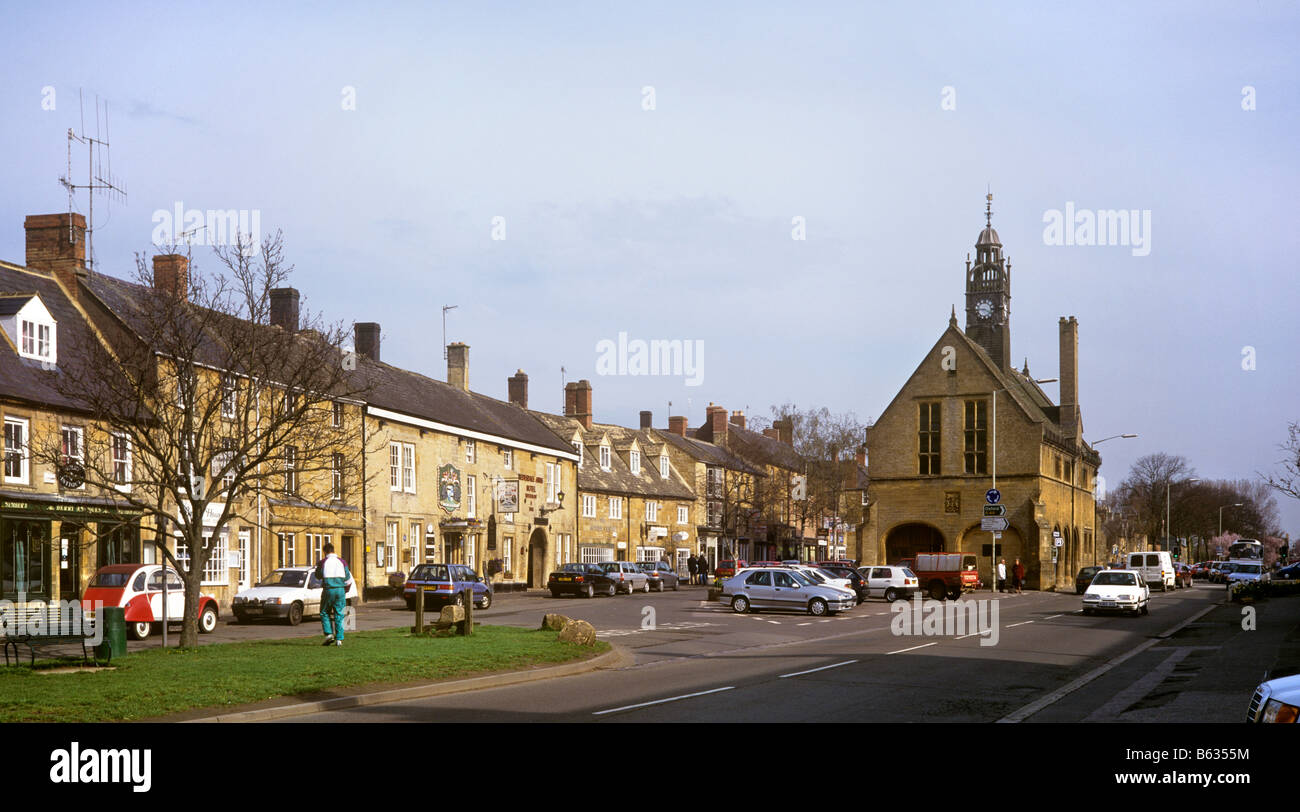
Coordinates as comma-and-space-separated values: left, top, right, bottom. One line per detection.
964, 192, 1012, 371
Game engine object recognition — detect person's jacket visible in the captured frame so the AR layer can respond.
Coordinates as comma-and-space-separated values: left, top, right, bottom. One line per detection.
317, 554, 353, 590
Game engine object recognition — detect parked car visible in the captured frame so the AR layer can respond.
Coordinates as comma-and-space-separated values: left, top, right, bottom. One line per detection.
1190, 561, 1211, 580
714, 559, 748, 580
232, 566, 358, 625
1173, 563, 1193, 588
858, 565, 919, 601
548, 563, 619, 598
787, 564, 856, 598
897, 552, 980, 600
403, 563, 493, 610
1075, 565, 1106, 595
636, 561, 680, 592
1081, 569, 1150, 616
599, 561, 650, 594
1126, 551, 1176, 592
1225, 562, 1267, 589
1247, 673, 1300, 723
83, 564, 220, 641
819, 564, 870, 603
1274, 564, 1300, 582
721, 567, 856, 616
1210, 562, 1237, 584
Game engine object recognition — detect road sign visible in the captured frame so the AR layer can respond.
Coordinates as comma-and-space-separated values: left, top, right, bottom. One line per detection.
993, 531, 1002, 539
1052, 530, 1061, 539
1112, 544, 1119, 555
983, 504, 1006, 517
985, 489, 1001, 505
981, 517, 1008, 531
1054, 539, 1063, 547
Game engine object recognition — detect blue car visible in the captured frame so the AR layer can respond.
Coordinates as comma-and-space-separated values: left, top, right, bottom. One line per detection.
403, 563, 493, 610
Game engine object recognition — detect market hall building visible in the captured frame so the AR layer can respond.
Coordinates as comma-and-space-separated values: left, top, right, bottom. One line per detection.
862, 197, 1101, 591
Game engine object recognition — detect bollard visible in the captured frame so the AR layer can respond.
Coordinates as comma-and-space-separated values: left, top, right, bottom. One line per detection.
459, 586, 474, 635
413, 590, 425, 634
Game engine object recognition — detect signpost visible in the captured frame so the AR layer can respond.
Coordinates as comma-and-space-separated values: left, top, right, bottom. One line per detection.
981, 517, 1009, 532
986, 489, 1001, 592
983, 504, 1006, 517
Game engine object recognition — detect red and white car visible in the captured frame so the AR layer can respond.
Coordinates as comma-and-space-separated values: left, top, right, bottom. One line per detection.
83, 564, 220, 641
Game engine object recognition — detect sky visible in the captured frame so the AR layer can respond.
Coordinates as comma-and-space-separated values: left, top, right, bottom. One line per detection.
2, 1, 1298, 535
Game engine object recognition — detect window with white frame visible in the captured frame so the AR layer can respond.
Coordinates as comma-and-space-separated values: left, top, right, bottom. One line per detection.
221, 377, 237, 418
564, 534, 572, 563
861, 491, 869, 506
630, 450, 640, 475
609, 495, 623, 520
503, 448, 512, 470
466, 439, 476, 464
278, 532, 296, 567
3, 417, 28, 483
332, 401, 343, 428
385, 521, 399, 571
581, 546, 614, 564
638, 547, 663, 562
645, 501, 658, 522
503, 538, 511, 575
401, 444, 415, 493
678, 505, 689, 525
238, 530, 250, 585
599, 444, 611, 470
467, 477, 477, 518
332, 452, 344, 500
409, 522, 421, 566
545, 462, 558, 503
305, 533, 329, 564
18, 317, 55, 362
220, 438, 237, 494
467, 534, 476, 570
283, 445, 297, 495
660, 454, 669, 479
389, 442, 400, 490
111, 433, 132, 490
582, 494, 596, 517
60, 427, 84, 488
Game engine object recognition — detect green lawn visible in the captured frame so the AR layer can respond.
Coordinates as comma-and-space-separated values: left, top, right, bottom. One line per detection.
0, 626, 608, 722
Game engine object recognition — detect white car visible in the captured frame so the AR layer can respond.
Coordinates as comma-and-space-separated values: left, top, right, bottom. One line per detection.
788, 565, 856, 598
1247, 673, 1300, 723
858, 565, 920, 601
1081, 569, 1150, 616
232, 566, 359, 626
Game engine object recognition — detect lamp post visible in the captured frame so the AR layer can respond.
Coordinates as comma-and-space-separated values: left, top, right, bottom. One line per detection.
1089, 434, 1137, 565
1217, 503, 1243, 560
990, 379, 1056, 591
1165, 477, 1201, 556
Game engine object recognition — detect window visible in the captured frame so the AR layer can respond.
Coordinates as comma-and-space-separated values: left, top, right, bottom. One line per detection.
918, 402, 940, 475
503, 538, 511, 574
389, 443, 400, 490
385, 521, 399, 571
60, 427, 84, 488
963, 400, 987, 475
678, 506, 689, 525
467, 477, 477, 518
503, 449, 513, 470
660, 454, 669, 479
282, 389, 299, 417
581, 546, 614, 564
18, 319, 54, 362
707, 502, 722, 527
220, 438, 237, 494
1055, 456, 1062, 479
574, 441, 583, 468
278, 533, 296, 567
638, 547, 663, 562
409, 523, 421, 566
4, 417, 29, 483
861, 491, 869, 506
402, 444, 415, 493
332, 401, 343, 428
221, 377, 237, 418
706, 467, 723, 498
283, 446, 297, 496
305, 533, 329, 564
332, 452, 344, 500
203, 534, 229, 584
582, 494, 596, 517
746, 571, 772, 586
599, 445, 611, 470
645, 501, 658, 522
609, 496, 623, 520
466, 439, 476, 464
545, 462, 558, 503
467, 534, 476, 570
111, 433, 132, 490
630, 450, 640, 475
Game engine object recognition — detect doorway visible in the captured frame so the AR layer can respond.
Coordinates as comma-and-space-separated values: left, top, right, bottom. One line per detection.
528, 528, 547, 587
60, 524, 82, 601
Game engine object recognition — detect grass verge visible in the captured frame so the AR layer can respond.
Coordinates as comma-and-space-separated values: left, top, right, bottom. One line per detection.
0, 625, 608, 722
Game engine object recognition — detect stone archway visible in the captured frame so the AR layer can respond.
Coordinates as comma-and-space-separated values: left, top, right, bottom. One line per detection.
885, 522, 945, 564
958, 523, 1025, 588
528, 528, 547, 588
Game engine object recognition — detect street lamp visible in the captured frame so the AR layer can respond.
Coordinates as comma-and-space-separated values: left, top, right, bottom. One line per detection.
1217, 503, 1244, 560
1090, 434, 1137, 565
990, 379, 1056, 591
1165, 477, 1201, 556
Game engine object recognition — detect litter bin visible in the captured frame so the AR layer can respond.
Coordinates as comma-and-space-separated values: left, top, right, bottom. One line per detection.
95, 606, 127, 663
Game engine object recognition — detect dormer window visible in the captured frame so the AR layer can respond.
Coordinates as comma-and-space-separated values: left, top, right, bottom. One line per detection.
659, 454, 669, 479
629, 450, 640, 475
599, 445, 611, 471
573, 441, 583, 468
2, 295, 58, 364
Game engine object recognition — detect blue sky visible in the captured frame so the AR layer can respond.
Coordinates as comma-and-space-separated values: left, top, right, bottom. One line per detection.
2, 1, 1298, 534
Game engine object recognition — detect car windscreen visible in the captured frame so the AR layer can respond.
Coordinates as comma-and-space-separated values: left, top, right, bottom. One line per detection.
1091, 572, 1136, 586
1237, 565, 1261, 574
560, 563, 589, 573
962, 556, 977, 571
89, 571, 131, 588
410, 564, 450, 582
261, 570, 307, 587
789, 570, 817, 586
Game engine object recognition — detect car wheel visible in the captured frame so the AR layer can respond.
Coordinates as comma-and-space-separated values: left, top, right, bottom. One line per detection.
884, 588, 899, 602
584, 584, 595, 599
672, 580, 679, 591
479, 593, 492, 610
405, 598, 416, 611
608, 583, 617, 597
1141, 603, 1149, 615
199, 605, 218, 633
550, 589, 562, 599
643, 580, 651, 593
129, 620, 152, 641
808, 598, 829, 617
233, 610, 248, 624
947, 588, 961, 601
654, 580, 664, 592
287, 601, 303, 626
928, 581, 946, 601
732, 595, 750, 614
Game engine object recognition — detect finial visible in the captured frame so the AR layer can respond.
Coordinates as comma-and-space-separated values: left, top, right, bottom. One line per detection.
985, 188, 993, 228
949, 305, 958, 327
1022, 357, 1030, 375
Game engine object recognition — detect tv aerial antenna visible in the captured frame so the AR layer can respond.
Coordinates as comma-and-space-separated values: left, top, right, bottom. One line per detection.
59, 91, 127, 271
442, 304, 458, 359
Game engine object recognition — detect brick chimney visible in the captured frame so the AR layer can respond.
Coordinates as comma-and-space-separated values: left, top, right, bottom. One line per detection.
508, 370, 529, 409
270, 287, 299, 331
355, 323, 381, 362
763, 428, 780, 440
564, 382, 578, 418
447, 342, 469, 391
1059, 316, 1079, 441
856, 445, 867, 467
729, 410, 746, 430
573, 379, 593, 429
152, 254, 190, 301
668, 415, 689, 437
704, 403, 727, 443
25, 213, 87, 297
774, 417, 794, 446
640, 410, 652, 430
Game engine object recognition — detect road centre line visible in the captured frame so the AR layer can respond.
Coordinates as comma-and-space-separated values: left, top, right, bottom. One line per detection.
779, 660, 858, 678
887, 642, 937, 655
593, 686, 735, 715
1006, 621, 1034, 628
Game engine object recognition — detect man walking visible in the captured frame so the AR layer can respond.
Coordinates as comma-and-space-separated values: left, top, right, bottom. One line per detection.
1012, 558, 1025, 594
997, 558, 1007, 593
697, 552, 709, 585
687, 553, 698, 586
316, 541, 353, 646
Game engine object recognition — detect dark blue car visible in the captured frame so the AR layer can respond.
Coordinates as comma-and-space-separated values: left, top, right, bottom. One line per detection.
404, 563, 493, 610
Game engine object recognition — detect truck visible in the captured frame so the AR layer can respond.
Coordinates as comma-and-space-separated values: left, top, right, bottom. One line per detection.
895, 553, 981, 600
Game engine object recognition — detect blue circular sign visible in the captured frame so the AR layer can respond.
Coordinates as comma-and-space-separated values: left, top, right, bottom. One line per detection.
986, 488, 1001, 504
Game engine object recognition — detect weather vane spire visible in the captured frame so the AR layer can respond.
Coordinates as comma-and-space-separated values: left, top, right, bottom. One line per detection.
985, 187, 993, 227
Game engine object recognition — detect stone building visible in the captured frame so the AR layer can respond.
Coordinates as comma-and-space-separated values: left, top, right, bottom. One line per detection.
863, 197, 1102, 590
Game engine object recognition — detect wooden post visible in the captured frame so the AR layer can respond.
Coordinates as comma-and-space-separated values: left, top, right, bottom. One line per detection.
413, 590, 424, 634
459, 586, 474, 635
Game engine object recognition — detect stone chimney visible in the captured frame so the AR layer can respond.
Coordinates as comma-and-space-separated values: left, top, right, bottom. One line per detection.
729, 410, 747, 430
1059, 316, 1079, 441
704, 403, 728, 443
270, 287, 299, 331
668, 415, 689, 437
774, 417, 794, 446
447, 342, 469, 391
856, 445, 867, 467
152, 254, 190, 301
573, 379, 593, 429
25, 213, 87, 298
640, 410, 653, 430
508, 370, 529, 409
355, 323, 381, 362
763, 428, 780, 440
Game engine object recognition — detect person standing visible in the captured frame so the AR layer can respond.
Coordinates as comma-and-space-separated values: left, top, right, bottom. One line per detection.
697, 552, 709, 585
1012, 558, 1025, 594
316, 541, 353, 646
687, 554, 698, 586
997, 558, 1007, 593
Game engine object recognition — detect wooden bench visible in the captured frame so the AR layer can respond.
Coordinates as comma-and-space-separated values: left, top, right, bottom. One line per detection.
0, 606, 105, 666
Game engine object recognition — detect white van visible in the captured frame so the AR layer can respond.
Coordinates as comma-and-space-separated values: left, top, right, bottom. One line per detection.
1127, 551, 1176, 591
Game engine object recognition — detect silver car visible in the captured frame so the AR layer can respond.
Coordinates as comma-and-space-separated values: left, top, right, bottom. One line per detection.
722, 567, 856, 616
599, 560, 651, 594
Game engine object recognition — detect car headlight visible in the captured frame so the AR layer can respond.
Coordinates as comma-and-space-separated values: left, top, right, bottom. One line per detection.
1262, 699, 1300, 723
1119, 593, 1132, 601
233, 596, 245, 603
1083, 592, 1098, 600
264, 597, 281, 605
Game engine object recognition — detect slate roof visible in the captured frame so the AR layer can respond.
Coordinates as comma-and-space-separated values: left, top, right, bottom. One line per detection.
652, 428, 765, 476
532, 413, 695, 499
0, 294, 35, 317
712, 421, 804, 472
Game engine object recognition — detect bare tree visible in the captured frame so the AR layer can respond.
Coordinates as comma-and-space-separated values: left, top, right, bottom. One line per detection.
1262, 421, 1300, 501
34, 234, 370, 646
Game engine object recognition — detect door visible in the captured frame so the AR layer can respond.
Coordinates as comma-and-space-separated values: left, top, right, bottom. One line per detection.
148, 569, 186, 623
237, 531, 251, 592
868, 567, 893, 597
771, 570, 802, 609
60, 526, 81, 601
740, 570, 774, 608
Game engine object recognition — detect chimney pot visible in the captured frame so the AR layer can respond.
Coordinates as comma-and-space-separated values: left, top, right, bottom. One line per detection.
729, 410, 746, 430
152, 254, 190, 302
355, 323, 381, 362
447, 342, 470, 391
269, 287, 299, 331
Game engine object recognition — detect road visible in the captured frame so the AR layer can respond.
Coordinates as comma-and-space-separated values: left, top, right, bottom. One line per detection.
262, 581, 1277, 723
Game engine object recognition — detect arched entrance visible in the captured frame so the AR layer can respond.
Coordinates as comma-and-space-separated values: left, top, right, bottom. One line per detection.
885, 523, 945, 564
958, 523, 1024, 588
528, 528, 547, 588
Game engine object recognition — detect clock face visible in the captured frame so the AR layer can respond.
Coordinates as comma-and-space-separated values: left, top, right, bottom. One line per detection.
976, 299, 994, 320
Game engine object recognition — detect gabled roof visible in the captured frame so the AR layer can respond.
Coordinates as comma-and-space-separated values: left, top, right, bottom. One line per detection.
716, 421, 804, 472
532, 413, 695, 499
0, 294, 37, 317
651, 428, 765, 476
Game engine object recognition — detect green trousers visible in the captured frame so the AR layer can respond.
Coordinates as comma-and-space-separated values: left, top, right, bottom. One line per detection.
321, 586, 347, 640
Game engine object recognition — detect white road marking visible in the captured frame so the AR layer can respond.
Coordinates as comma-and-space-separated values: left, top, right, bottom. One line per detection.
593, 686, 735, 715
1006, 621, 1034, 628
766, 620, 780, 624
1044, 614, 1063, 620
779, 660, 858, 678
887, 642, 937, 655
797, 622, 812, 626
